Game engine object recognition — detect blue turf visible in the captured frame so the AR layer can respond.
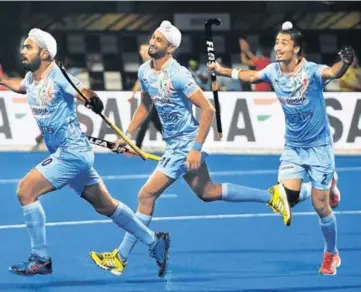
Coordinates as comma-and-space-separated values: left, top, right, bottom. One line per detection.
0, 152, 360, 292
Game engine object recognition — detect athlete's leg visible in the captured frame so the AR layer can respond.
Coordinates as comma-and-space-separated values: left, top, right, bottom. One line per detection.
273, 145, 310, 225
81, 174, 163, 245
183, 163, 271, 203
276, 144, 307, 199
17, 168, 55, 251
10, 149, 89, 276
329, 170, 341, 208
83, 169, 172, 277
307, 145, 339, 275
292, 171, 340, 209
182, 160, 292, 226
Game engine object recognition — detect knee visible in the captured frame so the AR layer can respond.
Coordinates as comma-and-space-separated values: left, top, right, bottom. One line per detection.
137, 187, 158, 206
195, 185, 218, 203
94, 198, 117, 217
198, 194, 214, 203
16, 180, 32, 205
95, 205, 116, 217
282, 185, 301, 208
312, 194, 331, 217
83, 185, 118, 217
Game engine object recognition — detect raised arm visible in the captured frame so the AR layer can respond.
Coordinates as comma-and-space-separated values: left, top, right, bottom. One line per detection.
239, 38, 257, 66
321, 46, 355, 80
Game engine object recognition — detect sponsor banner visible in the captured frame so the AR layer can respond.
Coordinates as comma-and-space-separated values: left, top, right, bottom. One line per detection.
0, 93, 39, 145
174, 13, 231, 31
0, 91, 360, 154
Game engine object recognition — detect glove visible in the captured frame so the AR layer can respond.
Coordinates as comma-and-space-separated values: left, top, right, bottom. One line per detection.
338, 46, 355, 65
85, 96, 104, 114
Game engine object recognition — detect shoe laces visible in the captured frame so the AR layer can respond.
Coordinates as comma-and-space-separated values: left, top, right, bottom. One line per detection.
102, 252, 117, 261
269, 198, 285, 215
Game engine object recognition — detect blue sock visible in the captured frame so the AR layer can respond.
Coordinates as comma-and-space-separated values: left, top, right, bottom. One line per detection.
23, 201, 49, 259
118, 212, 152, 260
320, 213, 337, 254
221, 183, 270, 203
299, 182, 312, 203
110, 202, 155, 257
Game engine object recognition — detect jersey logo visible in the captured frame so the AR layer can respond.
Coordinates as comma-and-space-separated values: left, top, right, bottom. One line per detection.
157, 72, 174, 97
278, 70, 310, 107
35, 79, 57, 106
279, 96, 307, 106
290, 70, 309, 98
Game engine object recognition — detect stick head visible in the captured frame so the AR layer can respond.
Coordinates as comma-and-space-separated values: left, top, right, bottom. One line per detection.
205, 18, 222, 27
56, 61, 64, 69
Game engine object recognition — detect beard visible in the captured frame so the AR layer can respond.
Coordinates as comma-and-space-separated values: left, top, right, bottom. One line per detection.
148, 47, 167, 59
22, 56, 41, 72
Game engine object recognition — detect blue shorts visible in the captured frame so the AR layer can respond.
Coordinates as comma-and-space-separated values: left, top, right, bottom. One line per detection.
278, 144, 335, 190
155, 137, 208, 179
36, 147, 101, 196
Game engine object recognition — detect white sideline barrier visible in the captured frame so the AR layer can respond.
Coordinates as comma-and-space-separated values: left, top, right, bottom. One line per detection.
0, 91, 360, 154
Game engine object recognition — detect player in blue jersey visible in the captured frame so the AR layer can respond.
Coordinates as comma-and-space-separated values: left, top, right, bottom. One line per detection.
207, 21, 354, 275
0, 28, 170, 277
89, 20, 294, 275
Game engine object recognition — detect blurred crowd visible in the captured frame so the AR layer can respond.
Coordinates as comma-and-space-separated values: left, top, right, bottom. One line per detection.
1, 35, 360, 93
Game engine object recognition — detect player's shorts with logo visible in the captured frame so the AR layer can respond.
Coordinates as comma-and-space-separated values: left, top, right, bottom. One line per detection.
278, 144, 335, 190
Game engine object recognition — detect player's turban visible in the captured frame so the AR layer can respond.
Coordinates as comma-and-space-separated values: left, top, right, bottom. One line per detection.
28, 28, 57, 59
156, 21, 182, 48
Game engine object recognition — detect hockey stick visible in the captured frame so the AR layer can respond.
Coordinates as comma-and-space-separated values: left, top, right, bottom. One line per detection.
56, 61, 148, 160
205, 18, 223, 139
86, 135, 161, 161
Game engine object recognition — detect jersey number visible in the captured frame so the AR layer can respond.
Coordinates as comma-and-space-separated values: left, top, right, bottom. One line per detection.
321, 174, 328, 185
41, 158, 53, 167
160, 157, 171, 168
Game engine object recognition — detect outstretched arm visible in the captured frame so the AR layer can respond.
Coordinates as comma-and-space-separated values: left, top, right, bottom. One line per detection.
208, 61, 263, 83
0, 77, 26, 94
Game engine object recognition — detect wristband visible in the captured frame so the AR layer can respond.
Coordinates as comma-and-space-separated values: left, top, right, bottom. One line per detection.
191, 141, 203, 152
231, 69, 240, 80
338, 62, 350, 78
125, 131, 132, 139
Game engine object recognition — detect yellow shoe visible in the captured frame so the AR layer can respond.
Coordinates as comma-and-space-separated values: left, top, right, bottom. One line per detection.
267, 184, 292, 226
89, 249, 127, 276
